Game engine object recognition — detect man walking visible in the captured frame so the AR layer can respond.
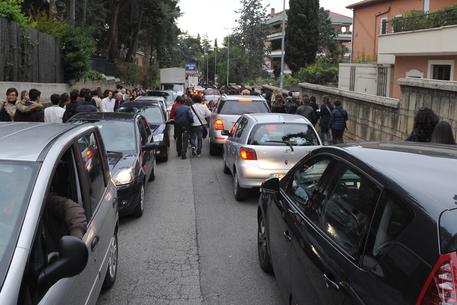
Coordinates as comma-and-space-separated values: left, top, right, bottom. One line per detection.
319, 96, 333, 144
63, 90, 80, 122
174, 98, 194, 159
190, 95, 211, 157
329, 101, 348, 144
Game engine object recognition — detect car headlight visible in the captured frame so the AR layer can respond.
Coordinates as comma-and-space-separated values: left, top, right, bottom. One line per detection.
154, 134, 164, 142
113, 168, 134, 186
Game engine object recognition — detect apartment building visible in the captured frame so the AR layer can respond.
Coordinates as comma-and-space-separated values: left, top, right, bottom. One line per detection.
347, 0, 457, 98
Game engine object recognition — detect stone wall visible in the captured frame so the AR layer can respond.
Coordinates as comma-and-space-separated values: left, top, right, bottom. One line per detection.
299, 78, 457, 142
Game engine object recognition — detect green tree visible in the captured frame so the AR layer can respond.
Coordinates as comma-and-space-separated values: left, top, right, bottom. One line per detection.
285, 0, 320, 73
318, 8, 336, 55
235, 0, 268, 81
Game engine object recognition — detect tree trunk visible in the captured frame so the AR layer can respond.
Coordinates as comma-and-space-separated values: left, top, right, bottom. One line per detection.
68, 0, 76, 25
125, 0, 145, 62
49, 0, 56, 16
107, 0, 121, 61
82, 0, 88, 26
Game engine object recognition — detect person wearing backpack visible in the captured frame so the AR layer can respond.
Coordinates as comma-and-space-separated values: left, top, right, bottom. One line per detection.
329, 100, 348, 144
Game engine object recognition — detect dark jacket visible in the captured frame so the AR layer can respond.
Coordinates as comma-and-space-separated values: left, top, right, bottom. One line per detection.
46, 194, 87, 239
76, 101, 98, 114
285, 101, 298, 114
14, 108, 44, 122
63, 100, 79, 122
174, 104, 193, 127
329, 105, 348, 130
319, 104, 333, 130
296, 104, 317, 125
0, 107, 11, 121
271, 106, 286, 113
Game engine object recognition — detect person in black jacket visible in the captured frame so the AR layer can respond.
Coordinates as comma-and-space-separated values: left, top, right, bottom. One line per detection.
75, 91, 97, 113
319, 96, 333, 144
406, 107, 439, 143
174, 100, 194, 159
329, 101, 348, 144
63, 90, 80, 122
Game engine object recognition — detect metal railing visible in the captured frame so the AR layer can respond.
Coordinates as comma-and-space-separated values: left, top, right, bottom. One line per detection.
383, 6, 457, 34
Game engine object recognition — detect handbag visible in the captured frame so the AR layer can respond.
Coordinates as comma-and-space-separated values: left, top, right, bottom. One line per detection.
191, 105, 208, 138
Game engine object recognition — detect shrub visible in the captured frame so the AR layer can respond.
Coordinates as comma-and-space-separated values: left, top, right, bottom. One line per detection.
34, 13, 69, 38
0, 0, 33, 27
83, 70, 103, 81
61, 27, 95, 82
296, 60, 338, 85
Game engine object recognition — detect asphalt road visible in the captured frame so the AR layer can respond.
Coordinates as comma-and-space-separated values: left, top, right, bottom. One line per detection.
97, 140, 282, 305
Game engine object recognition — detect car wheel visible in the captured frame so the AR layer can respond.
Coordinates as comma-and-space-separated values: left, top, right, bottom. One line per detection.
233, 171, 247, 201
132, 183, 145, 218
258, 213, 273, 274
102, 230, 118, 289
209, 142, 219, 156
148, 158, 156, 182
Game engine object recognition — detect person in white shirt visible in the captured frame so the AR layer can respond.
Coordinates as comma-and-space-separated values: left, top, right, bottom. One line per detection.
101, 90, 115, 112
44, 94, 65, 123
190, 95, 211, 157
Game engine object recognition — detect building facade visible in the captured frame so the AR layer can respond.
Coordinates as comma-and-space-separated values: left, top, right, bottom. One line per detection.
265, 8, 353, 76
348, 0, 457, 98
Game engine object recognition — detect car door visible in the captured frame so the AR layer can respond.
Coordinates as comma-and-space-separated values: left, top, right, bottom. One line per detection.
288, 159, 382, 305
75, 131, 117, 305
137, 117, 153, 179
224, 117, 241, 170
278, 156, 337, 305
231, 117, 249, 167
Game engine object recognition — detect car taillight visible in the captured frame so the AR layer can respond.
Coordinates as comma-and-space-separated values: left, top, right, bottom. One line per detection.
240, 147, 257, 160
417, 252, 457, 305
215, 119, 224, 130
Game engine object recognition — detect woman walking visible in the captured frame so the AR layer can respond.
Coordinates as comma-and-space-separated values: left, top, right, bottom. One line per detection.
329, 101, 348, 144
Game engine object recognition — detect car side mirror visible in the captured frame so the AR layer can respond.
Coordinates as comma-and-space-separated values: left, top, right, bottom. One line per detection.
221, 130, 231, 136
261, 177, 280, 193
142, 143, 160, 151
38, 236, 88, 293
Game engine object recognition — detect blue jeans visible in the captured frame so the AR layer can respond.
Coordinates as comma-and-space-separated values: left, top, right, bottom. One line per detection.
191, 125, 204, 155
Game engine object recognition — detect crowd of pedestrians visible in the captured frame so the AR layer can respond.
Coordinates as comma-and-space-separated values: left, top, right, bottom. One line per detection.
0, 86, 146, 123
270, 90, 348, 144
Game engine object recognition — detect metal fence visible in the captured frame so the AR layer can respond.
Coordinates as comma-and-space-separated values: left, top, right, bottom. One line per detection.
0, 18, 64, 83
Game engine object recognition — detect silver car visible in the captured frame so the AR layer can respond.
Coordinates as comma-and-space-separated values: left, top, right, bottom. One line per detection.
0, 123, 119, 305
222, 113, 322, 201
209, 95, 270, 156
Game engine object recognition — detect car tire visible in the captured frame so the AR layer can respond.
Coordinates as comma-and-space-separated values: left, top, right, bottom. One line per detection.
102, 230, 118, 289
158, 151, 169, 162
258, 213, 273, 274
233, 171, 247, 201
209, 142, 219, 156
132, 183, 145, 218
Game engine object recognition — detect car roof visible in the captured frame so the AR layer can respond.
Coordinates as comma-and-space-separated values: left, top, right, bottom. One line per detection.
136, 96, 164, 101
316, 143, 457, 218
0, 122, 83, 162
120, 102, 162, 108
70, 112, 138, 121
245, 113, 311, 125
222, 95, 266, 102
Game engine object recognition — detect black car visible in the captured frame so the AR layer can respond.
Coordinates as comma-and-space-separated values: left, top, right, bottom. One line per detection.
258, 142, 457, 305
69, 112, 159, 217
119, 101, 171, 162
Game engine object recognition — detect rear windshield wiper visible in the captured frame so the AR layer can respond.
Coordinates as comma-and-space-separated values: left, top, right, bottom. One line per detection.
265, 141, 294, 152
106, 150, 123, 155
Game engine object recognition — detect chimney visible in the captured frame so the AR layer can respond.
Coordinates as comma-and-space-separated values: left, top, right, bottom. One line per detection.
271, 8, 275, 16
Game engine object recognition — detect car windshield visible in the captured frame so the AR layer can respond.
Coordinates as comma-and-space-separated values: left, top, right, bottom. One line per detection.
249, 123, 319, 146
119, 107, 164, 125
95, 121, 137, 153
219, 101, 269, 115
0, 161, 37, 288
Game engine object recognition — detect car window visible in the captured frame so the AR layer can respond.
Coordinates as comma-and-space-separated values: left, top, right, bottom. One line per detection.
320, 165, 381, 258
119, 107, 164, 124
235, 118, 249, 138
96, 121, 137, 153
287, 158, 331, 209
137, 119, 149, 145
249, 123, 319, 146
218, 101, 269, 115
77, 132, 106, 213
0, 161, 37, 290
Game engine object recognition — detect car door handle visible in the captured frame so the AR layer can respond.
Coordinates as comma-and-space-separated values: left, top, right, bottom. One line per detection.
283, 231, 292, 242
323, 274, 340, 290
91, 235, 100, 252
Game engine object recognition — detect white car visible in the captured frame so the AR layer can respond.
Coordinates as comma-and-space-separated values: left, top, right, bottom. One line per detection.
222, 113, 322, 201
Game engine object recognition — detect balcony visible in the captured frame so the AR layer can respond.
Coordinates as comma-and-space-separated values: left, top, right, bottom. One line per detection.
267, 32, 283, 41
378, 7, 457, 58
270, 50, 283, 58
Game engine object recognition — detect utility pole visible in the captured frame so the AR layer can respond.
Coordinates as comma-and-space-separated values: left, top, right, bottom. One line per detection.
206, 53, 209, 85
214, 45, 217, 85
227, 36, 230, 87
279, 0, 287, 91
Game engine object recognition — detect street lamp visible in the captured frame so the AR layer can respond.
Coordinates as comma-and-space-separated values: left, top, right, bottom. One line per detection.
224, 27, 235, 87
279, 0, 287, 92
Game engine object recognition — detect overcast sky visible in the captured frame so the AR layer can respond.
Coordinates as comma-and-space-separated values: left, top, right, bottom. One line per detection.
177, 0, 355, 44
